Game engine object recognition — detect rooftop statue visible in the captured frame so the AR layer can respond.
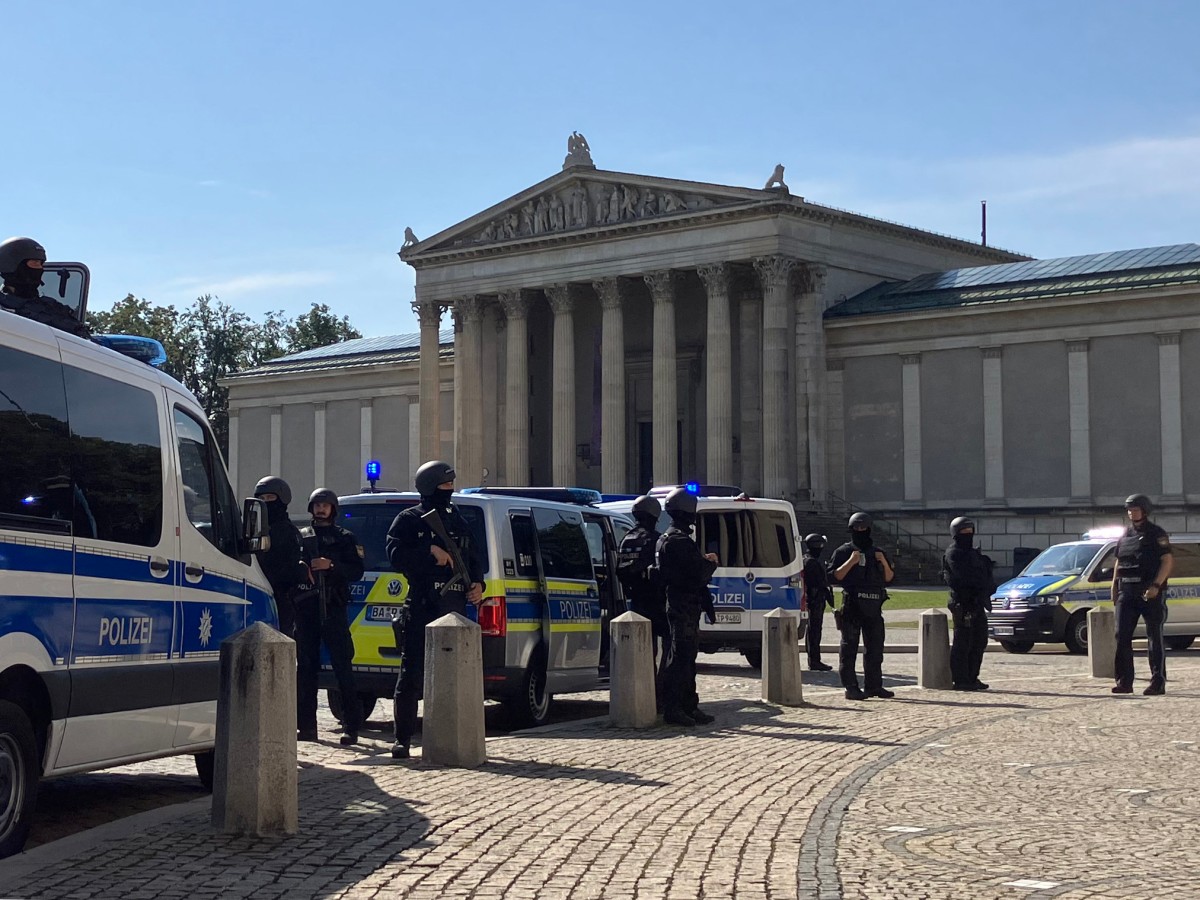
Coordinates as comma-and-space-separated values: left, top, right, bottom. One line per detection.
764, 164, 789, 195
563, 131, 595, 170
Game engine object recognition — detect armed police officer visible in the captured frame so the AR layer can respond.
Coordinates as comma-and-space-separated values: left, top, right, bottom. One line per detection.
831, 512, 895, 700
801, 534, 834, 672
941, 517, 995, 691
1112, 494, 1173, 696
0, 236, 91, 338
388, 461, 485, 759
656, 487, 718, 727
252, 476, 307, 638
617, 495, 669, 707
295, 488, 365, 745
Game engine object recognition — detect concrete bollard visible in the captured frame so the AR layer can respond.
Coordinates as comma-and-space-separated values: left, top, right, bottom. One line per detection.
422, 612, 486, 767
212, 622, 298, 835
918, 609, 953, 689
1089, 607, 1117, 679
609, 612, 658, 728
762, 609, 804, 706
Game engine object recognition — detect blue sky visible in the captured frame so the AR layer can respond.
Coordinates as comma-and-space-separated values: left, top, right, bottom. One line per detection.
9, 0, 1198, 337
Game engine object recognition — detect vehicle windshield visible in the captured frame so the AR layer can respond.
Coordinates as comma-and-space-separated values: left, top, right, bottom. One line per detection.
340, 501, 488, 575
1022, 543, 1101, 577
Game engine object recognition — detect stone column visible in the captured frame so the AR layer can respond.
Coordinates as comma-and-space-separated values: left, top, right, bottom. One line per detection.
644, 271, 678, 487
754, 256, 797, 499
825, 359, 845, 499
546, 284, 577, 485
1158, 332, 1183, 500
451, 305, 463, 470
499, 290, 532, 486
982, 347, 1005, 505
359, 399, 373, 485
313, 402, 326, 490
794, 264, 828, 502
457, 296, 487, 486
594, 277, 627, 493
413, 300, 443, 463
901, 353, 923, 505
1067, 340, 1091, 502
269, 407, 281, 475
738, 285, 764, 495
226, 410, 239, 495
698, 264, 732, 486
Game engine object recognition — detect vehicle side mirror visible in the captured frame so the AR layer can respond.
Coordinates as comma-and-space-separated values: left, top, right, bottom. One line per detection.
243, 497, 271, 553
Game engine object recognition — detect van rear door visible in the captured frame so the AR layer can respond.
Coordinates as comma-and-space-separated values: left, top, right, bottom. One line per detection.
530, 507, 601, 676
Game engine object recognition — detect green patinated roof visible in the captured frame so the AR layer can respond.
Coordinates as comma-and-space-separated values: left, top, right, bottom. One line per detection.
827, 243, 1200, 319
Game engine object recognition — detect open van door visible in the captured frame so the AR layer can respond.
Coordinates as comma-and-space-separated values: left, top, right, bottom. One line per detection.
530, 506, 601, 687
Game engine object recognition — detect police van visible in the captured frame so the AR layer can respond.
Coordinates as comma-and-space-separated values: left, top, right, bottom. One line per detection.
988, 528, 1200, 654
329, 488, 633, 728
0, 282, 273, 857
598, 484, 805, 668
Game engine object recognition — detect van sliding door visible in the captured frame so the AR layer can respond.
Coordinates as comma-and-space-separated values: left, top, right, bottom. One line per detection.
531, 507, 600, 675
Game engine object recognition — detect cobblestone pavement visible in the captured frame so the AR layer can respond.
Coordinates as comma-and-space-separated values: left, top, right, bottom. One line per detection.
4, 648, 1199, 899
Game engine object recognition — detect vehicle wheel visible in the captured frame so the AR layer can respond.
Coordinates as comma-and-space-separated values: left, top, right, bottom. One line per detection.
326, 689, 378, 725
0, 700, 40, 859
1166, 636, 1195, 651
194, 750, 214, 793
503, 659, 552, 728
1063, 612, 1089, 655
742, 647, 763, 670
999, 640, 1035, 654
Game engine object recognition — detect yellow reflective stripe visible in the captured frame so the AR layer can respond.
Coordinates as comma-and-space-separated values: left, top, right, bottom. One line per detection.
551, 623, 602, 633
1039, 577, 1077, 595
507, 623, 541, 632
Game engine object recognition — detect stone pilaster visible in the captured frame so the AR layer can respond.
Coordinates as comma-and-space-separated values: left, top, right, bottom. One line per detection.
499, 290, 532, 486
312, 402, 326, 491
753, 256, 797, 498
594, 277, 627, 493
359, 399, 373, 485
227, 410, 240, 496
901, 353, 922, 505
982, 346, 1005, 506
1158, 332, 1183, 500
412, 299, 443, 463
546, 284, 577, 486
644, 271, 678, 487
1066, 340, 1091, 503
825, 358, 845, 499
269, 406, 282, 476
794, 264, 827, 503
457, 296, 488, 487
698, 263, 733, 486
737, 284, 763, 496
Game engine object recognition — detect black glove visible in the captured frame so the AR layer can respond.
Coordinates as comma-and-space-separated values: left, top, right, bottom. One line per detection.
704, 610, 716, 626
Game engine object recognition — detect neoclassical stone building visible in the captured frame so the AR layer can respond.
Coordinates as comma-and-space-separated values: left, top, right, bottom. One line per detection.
224, 142, 1200, 568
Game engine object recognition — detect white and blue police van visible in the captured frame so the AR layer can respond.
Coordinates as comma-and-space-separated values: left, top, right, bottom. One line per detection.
0, 281, 273, 857
598, 483, 805, 668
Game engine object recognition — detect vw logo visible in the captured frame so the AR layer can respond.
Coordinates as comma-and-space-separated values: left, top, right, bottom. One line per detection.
387, 579, 403, 596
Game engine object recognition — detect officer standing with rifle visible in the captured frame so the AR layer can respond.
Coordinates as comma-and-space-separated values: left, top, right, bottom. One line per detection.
387, 460, 485, 759
941, 517, 995, 691
295, 488, 365, 745
1111, 493, 1173, 696
801, 534, 834, 672
830, 512, 895, 701
252, 475, 307, 638
616, 495, 669, 708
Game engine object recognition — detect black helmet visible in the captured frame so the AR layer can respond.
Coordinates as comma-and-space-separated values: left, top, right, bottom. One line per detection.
803, 533, 827, 551
307, 488, 339, 517
631, 495, 661, 521
0, 236, 46, 275
253, 475, 292, 507
415, 460, 456, 497
848, 512, 872, 531
950, 516, 975, 536
1124, 494, 1152, 515
663, 487, 697, 516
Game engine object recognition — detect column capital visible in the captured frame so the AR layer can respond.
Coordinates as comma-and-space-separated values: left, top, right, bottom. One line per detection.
643, 270, 675, 304
456, 295, 488, 323
593, 277, 626, 310
796, 262, 827, 295
752, 255, 798, 291
411, 299, 443, 328
901, 352, 922, 365
983, 346, 1004, 360
1066, 339, 1089, 353
696, 262, 731, 295
1157, 331, 1181, 346
450, 306, 463, 334
498, 289, 532, 319
545, 283, 575, 315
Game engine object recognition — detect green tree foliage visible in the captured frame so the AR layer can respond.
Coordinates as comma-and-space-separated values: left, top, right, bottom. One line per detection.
86, 295, 360, 452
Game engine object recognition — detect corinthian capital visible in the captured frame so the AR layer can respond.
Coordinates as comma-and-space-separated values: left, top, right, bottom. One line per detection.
545, 283, 575, 315
411, 299, 443, 328
643, 270, 675, 305
456, 295, 488, 323
593, 277, 625, 311
697, 262, 730, 296
797, 262, 827, 296
753, 255, 798, 292
498, 289, 532, 320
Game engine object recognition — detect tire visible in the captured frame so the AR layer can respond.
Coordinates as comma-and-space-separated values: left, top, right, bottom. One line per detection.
1166, 636, 1195, 651
742, 647, 763, 670
503, 659, 551, 728
194, 750, 214, 793
1063, 612, 1089, 655
0, 700, 40, 859
326, 689, 378, 725
999, 640, 1035, 654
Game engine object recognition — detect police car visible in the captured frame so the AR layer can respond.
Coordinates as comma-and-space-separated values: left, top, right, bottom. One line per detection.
327, 487, 632, 727
988, 528, 1200, 654
598, 484, 805, 668
0, 284, 274, 857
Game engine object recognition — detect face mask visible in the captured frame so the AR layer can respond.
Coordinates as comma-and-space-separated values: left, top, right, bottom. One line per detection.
6, 263, 43, 297
954, 533, 973, 550
265, 499, 289, 522
429, 487, 453, 508
851, 530, 872, 549
670, 511, 696, 529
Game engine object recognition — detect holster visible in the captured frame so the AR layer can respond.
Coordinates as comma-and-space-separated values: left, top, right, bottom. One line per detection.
832, 606, 844, 631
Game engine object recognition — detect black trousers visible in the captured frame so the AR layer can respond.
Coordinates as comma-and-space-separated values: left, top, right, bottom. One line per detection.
663, 612, 700, 715
392, 600, 437, 745
295, 594, 360, 735
274, 588, 296, 639
838, 597, 885, 692
806, 598, 827, 664
1115, 590, 1167, 686
949, 603, 989, 685
630, 598, 671, 705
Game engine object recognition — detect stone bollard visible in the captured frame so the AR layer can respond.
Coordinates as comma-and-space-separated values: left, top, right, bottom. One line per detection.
609, 612, 658, 727
918, 609, 953, 689
1089, 607, 1116, 679
762, 609, 804, 706
212, 622, 297, 835
423, 612, 486, 767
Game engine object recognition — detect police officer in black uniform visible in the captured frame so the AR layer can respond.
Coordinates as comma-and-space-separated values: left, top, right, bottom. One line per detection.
388, 461, 485, 759
941, 516, 995, 691
1111, 493, 1174, 696
252, 475, 307, 638
0, 236, 91, 338
801, 534, 834, 672
295, 488, 365, 745
831, 512, 895, 700
656, 487, 718, 727
616, 495, 669, 706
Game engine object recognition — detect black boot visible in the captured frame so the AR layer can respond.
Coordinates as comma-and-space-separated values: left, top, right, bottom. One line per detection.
391, 741, 410, 758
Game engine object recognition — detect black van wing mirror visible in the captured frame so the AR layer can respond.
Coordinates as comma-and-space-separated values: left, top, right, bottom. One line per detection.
242, 497, 271, 553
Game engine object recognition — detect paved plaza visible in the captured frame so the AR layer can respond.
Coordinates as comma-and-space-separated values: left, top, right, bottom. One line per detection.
3, 647, 1199, 899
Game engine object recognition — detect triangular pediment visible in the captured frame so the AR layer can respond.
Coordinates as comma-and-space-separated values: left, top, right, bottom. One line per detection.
401, 169, 788, 260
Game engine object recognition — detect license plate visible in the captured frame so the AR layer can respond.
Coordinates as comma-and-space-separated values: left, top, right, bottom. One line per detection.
366, 605, 398, 622
715, 611, 743, 624
992, 625, 1014, 636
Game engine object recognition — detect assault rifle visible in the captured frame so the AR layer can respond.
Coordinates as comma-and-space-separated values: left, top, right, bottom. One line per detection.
421, 506, 473, 599
298, 526, 327, 623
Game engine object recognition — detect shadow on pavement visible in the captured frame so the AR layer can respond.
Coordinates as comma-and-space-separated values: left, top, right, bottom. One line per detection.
481, 756, 669, 786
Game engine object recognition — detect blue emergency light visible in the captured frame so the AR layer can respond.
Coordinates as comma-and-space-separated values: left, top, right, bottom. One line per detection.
365, 460, 382, 491
684, 481, 701, 494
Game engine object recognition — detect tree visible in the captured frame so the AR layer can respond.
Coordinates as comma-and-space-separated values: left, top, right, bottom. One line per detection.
287, 303, 362, 353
